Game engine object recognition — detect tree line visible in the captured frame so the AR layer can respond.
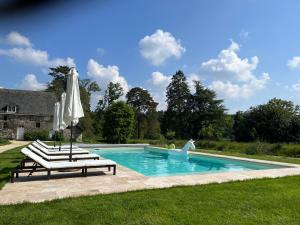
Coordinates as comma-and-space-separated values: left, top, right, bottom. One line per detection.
46, 66, 300, 143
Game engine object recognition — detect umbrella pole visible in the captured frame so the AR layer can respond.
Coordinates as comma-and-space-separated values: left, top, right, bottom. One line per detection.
54, 131, 56, 147
59, 130, 62, 151
69, 122, 73, 162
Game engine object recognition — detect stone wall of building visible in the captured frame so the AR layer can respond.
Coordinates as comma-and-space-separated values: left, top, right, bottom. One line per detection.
0, 114, 53, 140
0, 114, 83, 142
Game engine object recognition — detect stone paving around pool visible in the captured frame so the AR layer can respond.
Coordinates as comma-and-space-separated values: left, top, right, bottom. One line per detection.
1, 151, 300, 205
0, 141, 29, 154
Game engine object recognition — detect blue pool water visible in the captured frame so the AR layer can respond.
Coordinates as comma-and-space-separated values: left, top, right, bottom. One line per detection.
93, 147, 285, 177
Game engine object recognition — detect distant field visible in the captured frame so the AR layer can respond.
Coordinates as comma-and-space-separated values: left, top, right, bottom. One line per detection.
129, 139, 300, 158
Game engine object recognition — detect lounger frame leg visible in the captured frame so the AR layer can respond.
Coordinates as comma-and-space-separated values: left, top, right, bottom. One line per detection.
47, 170, 51, 180
113, 165, 116, 175
10, 170, 15, 183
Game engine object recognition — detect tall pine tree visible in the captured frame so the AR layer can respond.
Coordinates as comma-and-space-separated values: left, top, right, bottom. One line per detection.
126, 87, 159, 139
162, 70, 191, 139
189, 81, 226, 139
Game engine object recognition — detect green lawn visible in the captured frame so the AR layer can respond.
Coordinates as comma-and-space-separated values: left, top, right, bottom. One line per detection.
0, 176, 300, 225
1, 145, 300, 224
0, 146, 24, 189
0, 139, 10, 146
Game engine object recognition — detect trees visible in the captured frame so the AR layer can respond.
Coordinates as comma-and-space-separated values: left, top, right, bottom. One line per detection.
103, 101, 135, 143
94, 82, 124, 139
233, 111, 257, 142
162, 70, 191, 139
46, 66, 70, 98
189, 81, 226, 139
233, 98, 300, 142
126, 87, 159, 139
162, 71, 226, 140
97, 82, 124, 110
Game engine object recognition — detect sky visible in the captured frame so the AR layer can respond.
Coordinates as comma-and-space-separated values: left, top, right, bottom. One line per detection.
1, 0, 300, 113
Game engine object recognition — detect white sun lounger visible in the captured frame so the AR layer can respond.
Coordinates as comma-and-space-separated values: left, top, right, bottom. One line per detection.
36, 139, 80, 150
32, 142, 89, 155
27, 144, 100, 161
11, 148, 116, 182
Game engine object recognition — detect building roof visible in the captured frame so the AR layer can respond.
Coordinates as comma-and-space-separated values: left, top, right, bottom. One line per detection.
0, 89, 57, 116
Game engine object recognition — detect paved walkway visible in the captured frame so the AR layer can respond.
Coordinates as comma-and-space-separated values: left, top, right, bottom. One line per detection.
0, 140, 29, 154
1, 152, 300, 205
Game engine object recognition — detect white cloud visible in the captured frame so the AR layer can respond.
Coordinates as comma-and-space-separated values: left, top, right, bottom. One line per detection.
287, 56, 300, 69
87, 59, 129, 108
201, 40, 258, 82
0, 47, 75, 68
6, 31, 31, 47
19, 74, 46, 91
0, 32, 75, 68
148, 72, 170, 110
201, 40, 270, 99
149, 71, 171, 88
292, 80, 300, 91
139, 29, 186, 66
87, 59, 129, 93
209, 73, 270, 99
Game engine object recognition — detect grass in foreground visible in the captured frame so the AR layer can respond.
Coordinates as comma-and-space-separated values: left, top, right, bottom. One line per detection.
0, 147, 24, 189
0, 176, 300, 225
0, 139, 10, 146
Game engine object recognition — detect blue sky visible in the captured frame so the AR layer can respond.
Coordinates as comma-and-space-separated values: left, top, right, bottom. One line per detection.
1, 0, 300, 113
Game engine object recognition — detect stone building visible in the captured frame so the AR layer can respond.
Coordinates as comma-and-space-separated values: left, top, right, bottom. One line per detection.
0, 89, 82, 141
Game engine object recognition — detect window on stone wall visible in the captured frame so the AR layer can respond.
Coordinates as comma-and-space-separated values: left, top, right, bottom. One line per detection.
3, 122, 8, 129
6, 105, 17, 113
36, 122, 40, 128
4, 115, 7, 121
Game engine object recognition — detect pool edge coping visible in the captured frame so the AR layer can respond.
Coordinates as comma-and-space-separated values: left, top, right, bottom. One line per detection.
144, 146, 300, 168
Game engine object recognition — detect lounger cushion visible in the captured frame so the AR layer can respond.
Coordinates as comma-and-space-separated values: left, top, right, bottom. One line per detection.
21, 148, 116, 170
80, 159, 116, 167
36, 140, 79, 149
34, 141, 87, 153
32, 142, 89, 155
28, 145, 99, 161
35, 141, 83, 151
22, 148, 50, 168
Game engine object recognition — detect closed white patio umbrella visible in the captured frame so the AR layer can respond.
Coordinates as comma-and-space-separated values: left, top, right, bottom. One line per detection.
59, 92, 67, 130
63, 68, 84, 161
58, 92, 66, 150
52, 102, 60, 147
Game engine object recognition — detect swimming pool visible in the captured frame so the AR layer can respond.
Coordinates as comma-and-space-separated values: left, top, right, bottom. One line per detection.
93, 147, 286, 177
